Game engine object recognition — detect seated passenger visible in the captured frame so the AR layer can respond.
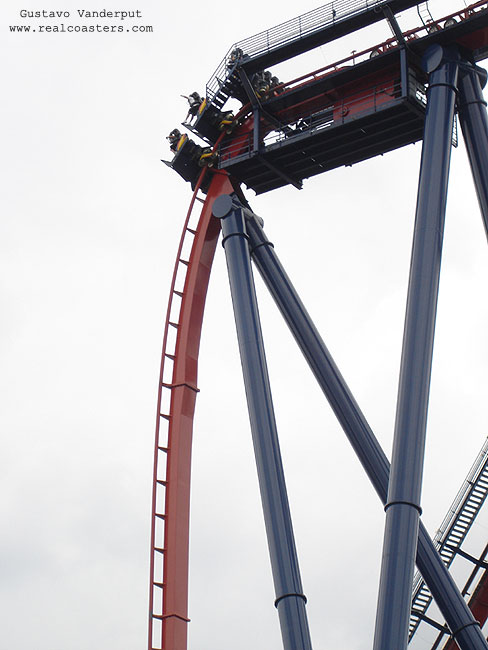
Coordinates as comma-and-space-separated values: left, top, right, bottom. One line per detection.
251, 70, 281, 100
218, 110, 236, 133
227, 48, 244, 69
167, 128, 216, 167
167, 128, 183, 152
183, 91, 204, 124
270, 76, 282, 93
251, 71, 269, 98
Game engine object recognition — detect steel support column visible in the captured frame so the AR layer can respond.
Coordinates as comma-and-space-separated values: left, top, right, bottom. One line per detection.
212, 195, 313, 650
457, 61, 488, 241
374, 45, 460, 650
242, 204, 487, 650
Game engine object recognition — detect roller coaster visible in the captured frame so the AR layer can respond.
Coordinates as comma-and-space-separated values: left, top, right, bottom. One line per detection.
151, 1, 488, 649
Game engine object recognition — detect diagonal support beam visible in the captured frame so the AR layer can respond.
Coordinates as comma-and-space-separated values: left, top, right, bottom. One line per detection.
222, 198, 488, 650
212, 194, 313, 650
382, 5, 406, 46
457, 60, 488, 242
258, 154, 303, 190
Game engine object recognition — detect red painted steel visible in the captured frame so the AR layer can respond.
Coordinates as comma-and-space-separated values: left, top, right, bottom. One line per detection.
148, 170, 235, 650
441, 569, 488, 650
219, 65, 405, 163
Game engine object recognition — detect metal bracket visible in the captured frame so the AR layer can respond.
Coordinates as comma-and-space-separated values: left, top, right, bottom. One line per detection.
410, 609, 451, 633
382, 5, 406, 46
257, 154, 303, 190
445, 544, 488, 569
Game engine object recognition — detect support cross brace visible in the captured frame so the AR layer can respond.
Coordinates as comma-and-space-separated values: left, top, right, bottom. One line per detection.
226, 197, 488, 650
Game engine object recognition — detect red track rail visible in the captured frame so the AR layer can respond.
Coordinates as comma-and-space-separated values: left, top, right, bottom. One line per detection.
148, 170, 235, 650
441, 569, 488, 650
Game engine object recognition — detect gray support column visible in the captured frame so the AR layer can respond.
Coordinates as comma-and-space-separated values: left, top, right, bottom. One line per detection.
212, 195, 313, 650
374, 45, 460, 650
457, 61, 488, 241
243, 205, 487, 650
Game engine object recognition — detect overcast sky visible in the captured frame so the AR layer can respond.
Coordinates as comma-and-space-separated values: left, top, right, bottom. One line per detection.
2, 1, 488, 649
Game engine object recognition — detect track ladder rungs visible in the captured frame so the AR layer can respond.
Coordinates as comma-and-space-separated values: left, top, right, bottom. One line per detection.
155, 513, 166, 520
157, 479, 168, 487
158, 445, 169, 453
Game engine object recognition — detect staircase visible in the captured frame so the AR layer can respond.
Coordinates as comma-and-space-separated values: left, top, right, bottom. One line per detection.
409, 437, 488, 641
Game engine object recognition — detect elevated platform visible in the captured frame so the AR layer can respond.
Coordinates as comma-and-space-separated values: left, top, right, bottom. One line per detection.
219, 101, 425, 194
169, 2, 488, 193
218, 51, 426, 193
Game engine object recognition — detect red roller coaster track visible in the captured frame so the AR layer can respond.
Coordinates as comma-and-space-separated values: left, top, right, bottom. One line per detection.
148, 169, 237, 650
150, 2, 488, 649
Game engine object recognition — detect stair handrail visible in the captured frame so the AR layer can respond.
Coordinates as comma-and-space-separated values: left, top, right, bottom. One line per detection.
409, 436, 488, 640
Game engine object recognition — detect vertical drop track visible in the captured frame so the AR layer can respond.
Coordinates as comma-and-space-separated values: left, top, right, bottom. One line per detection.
148, 170, 235, 650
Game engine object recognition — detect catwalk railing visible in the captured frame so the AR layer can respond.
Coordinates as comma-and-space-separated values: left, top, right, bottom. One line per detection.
409, 437, 488, 640
206, 0, 395, 101
206, 1, 488, 106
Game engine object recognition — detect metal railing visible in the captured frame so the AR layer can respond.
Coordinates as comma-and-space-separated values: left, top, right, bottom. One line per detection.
206, 0, 389, 101
258, 0, 487, 102
206, 0, 488, 106
232, 0, 387, 59
219, 75, 413, 162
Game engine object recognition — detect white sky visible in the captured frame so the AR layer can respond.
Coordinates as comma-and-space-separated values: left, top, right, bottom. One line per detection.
1, 1, 488, 649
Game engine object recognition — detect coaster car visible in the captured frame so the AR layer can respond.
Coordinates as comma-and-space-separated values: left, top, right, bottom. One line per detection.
163, 130, 216, 192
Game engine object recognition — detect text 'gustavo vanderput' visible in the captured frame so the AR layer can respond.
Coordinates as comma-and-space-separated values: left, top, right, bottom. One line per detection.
20, 9, 143, 19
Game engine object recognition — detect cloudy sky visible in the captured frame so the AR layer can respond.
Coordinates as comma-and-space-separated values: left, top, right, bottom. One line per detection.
2, 1, 488, 649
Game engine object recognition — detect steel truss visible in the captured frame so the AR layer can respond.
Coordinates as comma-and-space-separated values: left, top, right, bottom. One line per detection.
209, 47, 488, 650
149, 43, 488, 650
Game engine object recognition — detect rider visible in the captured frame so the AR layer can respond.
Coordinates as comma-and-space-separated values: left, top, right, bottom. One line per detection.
183, 91, 204, 124
167, 128, 183, 152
